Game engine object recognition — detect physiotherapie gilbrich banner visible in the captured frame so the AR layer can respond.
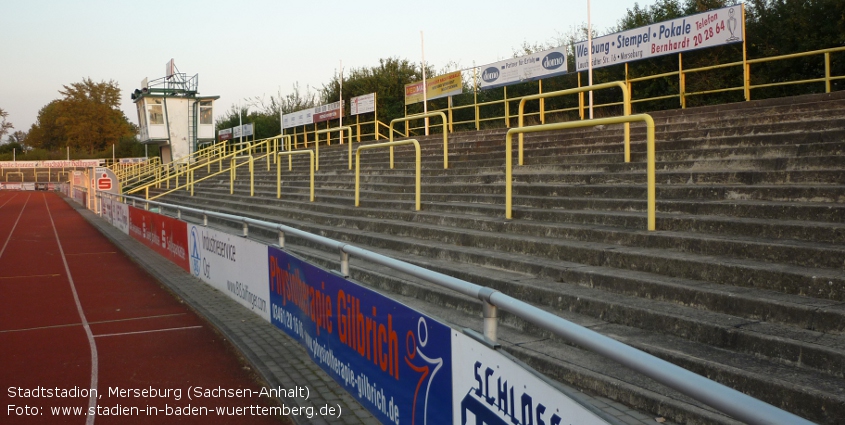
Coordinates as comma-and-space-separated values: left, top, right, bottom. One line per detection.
267, 246, 453, 425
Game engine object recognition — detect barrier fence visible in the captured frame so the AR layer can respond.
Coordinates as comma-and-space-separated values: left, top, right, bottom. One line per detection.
91, 190, 816, 425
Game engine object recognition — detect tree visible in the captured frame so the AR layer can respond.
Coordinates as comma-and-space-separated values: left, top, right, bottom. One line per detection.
319, 57, 428, 124
0, 108, 12, 142
27, 78, 137, 154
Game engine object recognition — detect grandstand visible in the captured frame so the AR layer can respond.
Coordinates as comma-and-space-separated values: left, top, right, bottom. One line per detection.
122, 89, 845, 425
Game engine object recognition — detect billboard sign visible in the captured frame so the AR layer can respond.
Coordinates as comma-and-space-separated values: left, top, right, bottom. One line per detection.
350, 93, 375, 115
219, 128, 233, 141
574, 5, 744, 72
128, 206, 190, 271
313, 101, 343, 123
405, 71, 463, 105
188, 225, 271, 322
267, 247, 453, 425
451, 330, 610, 425
282, 108, 315, 129
478, 46, 568, 90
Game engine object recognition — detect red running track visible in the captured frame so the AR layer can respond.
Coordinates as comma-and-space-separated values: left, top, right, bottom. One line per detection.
0, 191, 287, 424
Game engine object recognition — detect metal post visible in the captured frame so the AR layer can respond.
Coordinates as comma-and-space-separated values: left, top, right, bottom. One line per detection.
242, 221, 248, 237
825, 52, 831, 93
203, 214, 208, 226
483, 302, 498, 342
340, 250, 350, 278
278, 230, 285, 248
679, 53, 686, 108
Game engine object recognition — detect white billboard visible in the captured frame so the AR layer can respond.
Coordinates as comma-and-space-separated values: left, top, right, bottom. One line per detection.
479, 46, 568, 90
350, 93, 375, 115
574, 5, 744, 72
451, 330, 610, 425
187, 225, 271, 322
282, 108, 315, 129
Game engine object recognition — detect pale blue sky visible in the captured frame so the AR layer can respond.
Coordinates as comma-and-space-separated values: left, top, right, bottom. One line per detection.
3, 0, 639, 134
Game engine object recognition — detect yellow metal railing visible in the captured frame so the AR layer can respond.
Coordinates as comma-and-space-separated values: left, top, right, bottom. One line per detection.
5, 172, 23, 182
277, 150, 315, 201
315, 126, 353, 170
35, 171, 51, 182
505, 114, 656, 230
128, 138, 275, 200
518, 81, 631, 164
356, 139, 421, 211
389, 112, 448, 169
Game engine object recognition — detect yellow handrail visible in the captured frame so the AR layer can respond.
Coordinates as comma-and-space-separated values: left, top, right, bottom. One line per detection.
277, 150, 315, 201
518, 81, 631, 164
356, 139, 421, 211
132, 139, 269, 199
315, 126, 353, 170
389, 112, 448, 169
505, 114, 656, 231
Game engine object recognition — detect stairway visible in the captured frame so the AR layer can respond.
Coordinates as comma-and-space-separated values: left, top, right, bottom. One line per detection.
152, 91, 845, 425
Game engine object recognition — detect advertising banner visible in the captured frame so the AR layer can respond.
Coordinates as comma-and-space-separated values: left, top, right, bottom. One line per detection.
267, 247, 453, 425
313, 101, 343, 123
219, 128, 233, 141
128, 206, 190, 271
451, 330, 610, 425
478, 46, 568, 90
282, 108, 315, 129
101, 196, 130, 235
574, 5, 744, 72
0, 160, 101, 168
404, 71, 463, 105
187, 224, 271, 322
350, 93, 375, 115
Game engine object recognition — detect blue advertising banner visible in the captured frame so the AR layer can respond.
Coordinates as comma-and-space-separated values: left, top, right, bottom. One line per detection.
267, 247, 453, 425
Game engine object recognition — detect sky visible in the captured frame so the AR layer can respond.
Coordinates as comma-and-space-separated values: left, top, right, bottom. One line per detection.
2, 0, 639, 136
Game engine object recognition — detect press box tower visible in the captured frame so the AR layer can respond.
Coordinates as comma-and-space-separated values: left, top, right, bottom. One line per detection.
132, 60, 219, 164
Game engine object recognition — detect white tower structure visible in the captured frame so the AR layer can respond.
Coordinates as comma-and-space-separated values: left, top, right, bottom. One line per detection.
132, 60, 219, 164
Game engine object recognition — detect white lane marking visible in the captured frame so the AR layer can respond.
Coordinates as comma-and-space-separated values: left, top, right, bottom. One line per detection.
44, 193, 99, 425
0, 313, 189, 334
0, 193, 30, 259
94, 325, 203, 338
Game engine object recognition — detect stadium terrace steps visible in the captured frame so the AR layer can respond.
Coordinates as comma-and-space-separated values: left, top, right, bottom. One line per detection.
152, 91, 845, 425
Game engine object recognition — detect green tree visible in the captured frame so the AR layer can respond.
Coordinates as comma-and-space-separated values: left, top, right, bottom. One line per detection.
27, 78, 137, 154
0, 108, 13, 142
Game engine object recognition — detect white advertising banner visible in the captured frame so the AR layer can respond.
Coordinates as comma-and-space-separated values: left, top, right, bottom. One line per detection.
451, 330, 610, 425
110, 198, 130, 235
574, 5, 744, 72
241, 123, 254, 137
350, 93, 375, 115
0, 160, 101, 168
282, 108, 315, 129
187, 224, 271, 322
479, 46, 568, 90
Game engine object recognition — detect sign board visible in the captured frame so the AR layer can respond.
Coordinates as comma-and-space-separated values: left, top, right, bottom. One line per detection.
405, 71, 463, 105
479, 46, 568, 90
350, 93, 376, 115
219, 128, 233, 141
313, 101, 343, 123
574, 5, 744, 71
166, 58, 176, 79
128, 206, 190, 271
0, 160, 101, 168
119, 157, 146, 164
267, 247, 453, 425
241, 123, 254, 137
282, 108, 315, 129
451, 330, 610, 425
94, 167, 120, 195
188, 225, 271, 322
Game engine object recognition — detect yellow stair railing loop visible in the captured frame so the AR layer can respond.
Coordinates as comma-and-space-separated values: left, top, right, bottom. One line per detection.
355, 139, 421, 211
505, 114, 656, 231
